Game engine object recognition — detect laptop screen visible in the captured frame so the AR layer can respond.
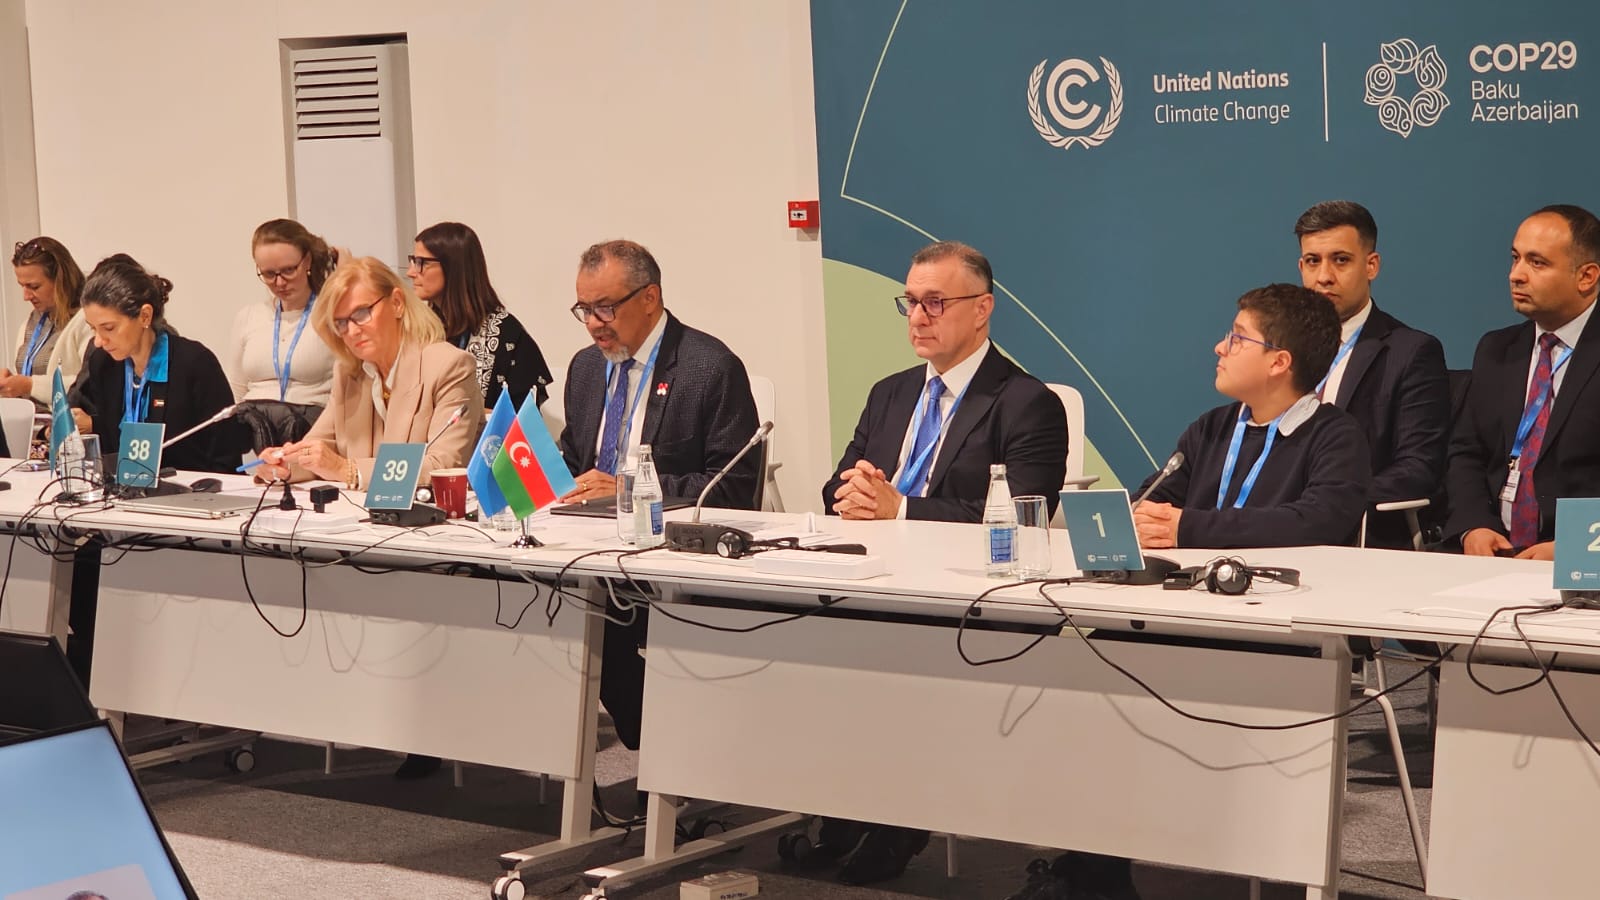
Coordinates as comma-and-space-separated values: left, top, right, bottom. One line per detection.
0, 722, 195, 900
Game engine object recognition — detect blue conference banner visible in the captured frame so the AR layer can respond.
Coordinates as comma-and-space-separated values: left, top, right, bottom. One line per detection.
812, 1, 1600, 487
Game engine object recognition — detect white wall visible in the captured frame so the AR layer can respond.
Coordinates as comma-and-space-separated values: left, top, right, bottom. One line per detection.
0, 0, 39, 331
21, 0, 830, 510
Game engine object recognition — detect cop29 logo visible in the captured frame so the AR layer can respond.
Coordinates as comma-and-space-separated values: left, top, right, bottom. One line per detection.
1028, 57, 1124, 150
1364, 38, 1450, 138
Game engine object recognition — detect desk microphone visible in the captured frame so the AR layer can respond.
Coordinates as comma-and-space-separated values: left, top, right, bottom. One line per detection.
1084, 451, 1185, 586
423, 401, 473, 455
663, 420, 773, 554
1131, 452, 1184, 512
160, 404, 239, 450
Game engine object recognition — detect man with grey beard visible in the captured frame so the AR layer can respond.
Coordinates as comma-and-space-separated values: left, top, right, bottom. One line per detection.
556, 238, 760, 750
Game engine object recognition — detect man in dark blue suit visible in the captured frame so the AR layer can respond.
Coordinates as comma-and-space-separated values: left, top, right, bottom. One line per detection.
819, 241, 1068, 888
1294, 201, 1450, 547
1447, 205, 1600, 559
558, 239, 760, 751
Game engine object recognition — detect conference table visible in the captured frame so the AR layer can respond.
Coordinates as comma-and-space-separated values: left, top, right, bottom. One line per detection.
0, 464, 1593, 900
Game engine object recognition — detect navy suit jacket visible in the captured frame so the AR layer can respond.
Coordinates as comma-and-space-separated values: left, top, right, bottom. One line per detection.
1445, 306, 1600, 543
559, 312, 760, 510
825, 344, 1068, 523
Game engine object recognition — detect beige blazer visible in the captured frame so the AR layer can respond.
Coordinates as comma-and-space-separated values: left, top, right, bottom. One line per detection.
294, 340, 484, 485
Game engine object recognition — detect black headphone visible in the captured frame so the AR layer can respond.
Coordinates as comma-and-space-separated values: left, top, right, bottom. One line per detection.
1202, 557, 1300, 595
1165, 557, 1301, 595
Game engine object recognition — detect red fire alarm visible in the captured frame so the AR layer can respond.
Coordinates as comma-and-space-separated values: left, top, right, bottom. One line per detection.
787, 200, 820, 229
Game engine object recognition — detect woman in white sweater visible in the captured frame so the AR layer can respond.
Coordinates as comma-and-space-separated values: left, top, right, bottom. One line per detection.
4, 237, 94, 408
227, 219, 341, 447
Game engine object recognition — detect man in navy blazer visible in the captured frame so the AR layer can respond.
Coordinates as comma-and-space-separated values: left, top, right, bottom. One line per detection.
1447, 205, 1600, 559
819, 241, 1067, 888
825, 243, 1066, 524
557, 239, 760, 752
558, 241, 760, 510
1294, 201, 1450, 547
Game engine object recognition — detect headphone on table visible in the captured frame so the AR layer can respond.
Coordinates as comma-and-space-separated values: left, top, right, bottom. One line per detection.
1164, 557, 1301, 595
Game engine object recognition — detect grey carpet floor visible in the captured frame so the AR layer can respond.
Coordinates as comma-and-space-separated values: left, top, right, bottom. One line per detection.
135, 666, 1439, 899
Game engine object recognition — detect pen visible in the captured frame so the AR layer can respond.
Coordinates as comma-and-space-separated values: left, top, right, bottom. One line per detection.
236, 458, 266, 473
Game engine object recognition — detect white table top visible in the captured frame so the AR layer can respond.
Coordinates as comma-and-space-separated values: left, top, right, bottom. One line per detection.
0, 460, 1591, 652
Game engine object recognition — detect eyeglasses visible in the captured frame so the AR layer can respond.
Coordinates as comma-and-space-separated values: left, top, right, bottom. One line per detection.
570, 283, 652, 324
256, 255, 307, 285
12, 239, 43, 263
406, 254, 441, 272
1220, 331, 1282, 355
333, 297, 389, 334
893, 292, 985, 319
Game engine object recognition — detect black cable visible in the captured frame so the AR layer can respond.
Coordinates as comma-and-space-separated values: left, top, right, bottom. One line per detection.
235, 480, 309, 638
1465, 600, 1600, 758
953, 578, 1447, 732
591, 781, 645, 831
1464, 601, 1563, 696
614, 549, 847, 633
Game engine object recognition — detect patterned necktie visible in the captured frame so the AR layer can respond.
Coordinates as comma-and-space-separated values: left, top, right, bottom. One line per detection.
596, 358, 634, 475
896, 376, 947, 497
1510, 333, 1562, 547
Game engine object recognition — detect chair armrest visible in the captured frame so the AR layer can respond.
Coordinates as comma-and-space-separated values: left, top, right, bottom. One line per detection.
1374, 498, 1429, 513
1063, 475, 1101, 490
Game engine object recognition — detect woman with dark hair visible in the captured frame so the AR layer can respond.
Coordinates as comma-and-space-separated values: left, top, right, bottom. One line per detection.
4, 237, 94, 407
226, 219, 341, 448
408, 222, 551, 409
69, 254, 246, 473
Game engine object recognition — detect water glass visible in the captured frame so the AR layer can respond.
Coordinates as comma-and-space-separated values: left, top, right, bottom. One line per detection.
615, 467, 638, 544
72, 434, 105, 502
1013, 494, 1051, 578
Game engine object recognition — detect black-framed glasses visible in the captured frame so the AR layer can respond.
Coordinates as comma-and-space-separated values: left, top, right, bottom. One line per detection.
333, 297, 388, 334
1221, 331, 1282, 354
256, 255, 307, 284
570, 283, 652, 324
893, 292, 985, 318
406, 254, 441, 272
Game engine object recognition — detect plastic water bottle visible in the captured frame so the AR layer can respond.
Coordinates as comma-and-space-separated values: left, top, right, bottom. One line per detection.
983, 463, 1017, 577
632, 444, 665, 549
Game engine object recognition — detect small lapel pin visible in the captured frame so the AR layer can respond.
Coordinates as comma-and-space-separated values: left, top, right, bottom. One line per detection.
656, 382, 669, 396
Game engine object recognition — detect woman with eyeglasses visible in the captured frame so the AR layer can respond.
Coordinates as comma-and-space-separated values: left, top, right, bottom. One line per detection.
226, 219, 342, 448
68, 255, 248, 473
5, 237, 94, 408
256, 257, 482, 487
408, 222, 552, 410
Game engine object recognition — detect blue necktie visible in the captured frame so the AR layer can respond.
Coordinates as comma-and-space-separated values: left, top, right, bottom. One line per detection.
596, 359, 633, 475
896, 376, 946, 496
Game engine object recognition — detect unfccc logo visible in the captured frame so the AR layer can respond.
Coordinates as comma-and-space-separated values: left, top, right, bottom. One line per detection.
1028, 57, 1123, 150
1364, 38, 1450, 138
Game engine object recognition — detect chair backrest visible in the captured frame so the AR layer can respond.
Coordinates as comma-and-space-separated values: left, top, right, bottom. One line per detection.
0, 397, 35, 459
748, 374, 777, 454
540, 370, 566, 445
1044, 383, 1086, 483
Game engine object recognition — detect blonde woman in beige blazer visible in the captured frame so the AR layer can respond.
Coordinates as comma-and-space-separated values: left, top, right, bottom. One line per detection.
256, 256, 483, 487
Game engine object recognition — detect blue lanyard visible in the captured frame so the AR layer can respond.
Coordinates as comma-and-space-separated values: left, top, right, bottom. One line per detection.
124, 366, 152, 424
1510, 344, 1573, 461
602, 334, 664, 459
894, 381, 967, 496
1315, 324, 1364, 397
273, 294, 314, 401
1216, 405, 1284, 509
20, 315, 53, 374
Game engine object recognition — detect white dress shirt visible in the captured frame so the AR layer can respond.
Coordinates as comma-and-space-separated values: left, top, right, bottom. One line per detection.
595, 312, 669, 471
892, 340, 991, 518
1319, 299, 1373, 405
1499, 297, 1596, 530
